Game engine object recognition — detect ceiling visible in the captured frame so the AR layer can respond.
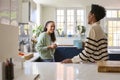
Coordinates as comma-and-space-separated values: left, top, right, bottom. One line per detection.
33, 0, 120, 8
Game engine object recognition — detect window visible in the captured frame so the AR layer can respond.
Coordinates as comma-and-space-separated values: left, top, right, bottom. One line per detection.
77, 10, 84, 26
67, 9, 75, 35
56, 8, 85, 37
56, 9, 65, 35
106, 10, 120, 47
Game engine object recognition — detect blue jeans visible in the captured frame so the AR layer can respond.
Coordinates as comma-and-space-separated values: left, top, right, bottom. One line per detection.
42, 59, 54, 62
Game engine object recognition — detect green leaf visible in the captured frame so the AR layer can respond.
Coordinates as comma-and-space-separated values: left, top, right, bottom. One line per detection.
32, 25, 43, 37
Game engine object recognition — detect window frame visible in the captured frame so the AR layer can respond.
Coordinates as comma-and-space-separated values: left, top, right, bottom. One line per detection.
106, 9, 120, 49
55, 8, 85, 37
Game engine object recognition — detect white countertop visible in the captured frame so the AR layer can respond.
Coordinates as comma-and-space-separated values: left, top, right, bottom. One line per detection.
22, 62, 120, 80
108, 49, 120, 54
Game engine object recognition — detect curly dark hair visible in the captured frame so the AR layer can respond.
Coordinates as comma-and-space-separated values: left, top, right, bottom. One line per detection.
90, 4, 106, 21
44, 21, 56, 42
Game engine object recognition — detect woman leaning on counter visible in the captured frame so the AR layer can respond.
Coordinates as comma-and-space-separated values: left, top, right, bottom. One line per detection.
36, 21, 57, 62
62, 4, 109, 63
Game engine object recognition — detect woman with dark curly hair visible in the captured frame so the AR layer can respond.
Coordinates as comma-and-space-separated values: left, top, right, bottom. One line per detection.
62, 4, 109, 63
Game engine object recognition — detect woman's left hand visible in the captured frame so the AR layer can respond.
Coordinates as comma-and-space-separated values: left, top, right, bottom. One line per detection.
48, 44, 57, 49
52, 44, 57, 49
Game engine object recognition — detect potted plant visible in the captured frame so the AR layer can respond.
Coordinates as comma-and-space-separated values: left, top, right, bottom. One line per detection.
32, 25, 43, 37
77, 25, 86, 39
56, 28, 65, 37
77, 25, 86, 35
31, 25, 43, 52
56, 28, 62, 37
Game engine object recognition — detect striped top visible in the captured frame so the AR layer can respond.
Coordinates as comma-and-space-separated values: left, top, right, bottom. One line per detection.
72, 22, 109, 63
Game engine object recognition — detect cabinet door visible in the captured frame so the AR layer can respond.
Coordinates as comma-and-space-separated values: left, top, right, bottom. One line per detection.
0, 0, 18, 26
21, 2, 29, 23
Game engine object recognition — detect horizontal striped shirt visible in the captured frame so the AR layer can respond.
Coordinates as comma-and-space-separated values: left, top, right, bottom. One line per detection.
72, 22, 109, 63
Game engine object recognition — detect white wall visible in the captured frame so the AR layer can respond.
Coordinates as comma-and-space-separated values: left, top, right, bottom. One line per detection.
41, 6, 56, 25
0, 24, 19, 61
34, 3, 42, 26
